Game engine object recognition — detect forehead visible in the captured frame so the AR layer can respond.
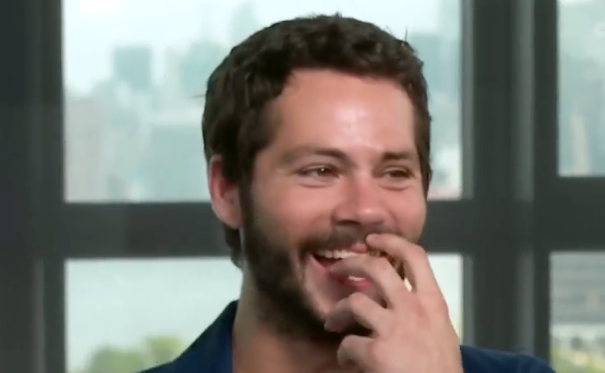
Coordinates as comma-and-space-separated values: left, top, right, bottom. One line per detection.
267, 70, 416, 154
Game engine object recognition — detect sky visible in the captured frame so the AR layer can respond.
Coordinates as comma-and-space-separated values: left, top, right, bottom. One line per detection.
63, 0, 443, 93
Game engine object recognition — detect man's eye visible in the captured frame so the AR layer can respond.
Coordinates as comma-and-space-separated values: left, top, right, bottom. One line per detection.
300, 166, 337, 178
385, 169, 410, 178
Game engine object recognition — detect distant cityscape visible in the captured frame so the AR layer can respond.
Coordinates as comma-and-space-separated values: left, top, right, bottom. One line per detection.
64, 33, 462, 202
64, 0, 463, 202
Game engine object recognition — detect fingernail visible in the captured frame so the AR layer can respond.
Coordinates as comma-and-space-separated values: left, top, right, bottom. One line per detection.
366, 234, 378, 242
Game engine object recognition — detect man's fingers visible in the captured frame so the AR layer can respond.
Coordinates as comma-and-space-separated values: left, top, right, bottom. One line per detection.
324, 292, 391, 335
366, 234, 440, 296
336, 335, 374, 371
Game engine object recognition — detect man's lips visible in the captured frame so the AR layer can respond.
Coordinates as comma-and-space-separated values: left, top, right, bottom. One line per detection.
311, 254, 373, 288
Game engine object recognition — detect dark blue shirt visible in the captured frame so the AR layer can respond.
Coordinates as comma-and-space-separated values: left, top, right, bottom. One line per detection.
140, 301, 555, 373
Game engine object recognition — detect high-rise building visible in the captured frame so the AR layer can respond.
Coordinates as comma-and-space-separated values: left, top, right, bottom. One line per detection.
437, 0, 460, 42
112, 46, 153, 94
552, 254, 605, 327
179, 41, 225, 97
160, 48, 183, 105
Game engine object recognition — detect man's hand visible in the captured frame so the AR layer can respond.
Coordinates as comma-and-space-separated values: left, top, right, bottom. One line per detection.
324, 233, 463, 373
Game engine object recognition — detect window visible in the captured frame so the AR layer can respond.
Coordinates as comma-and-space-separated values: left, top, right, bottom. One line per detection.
63, 0, 462, 202
66, 255, 463, 373
551, 252, 605, 373
558, 0, 605, 176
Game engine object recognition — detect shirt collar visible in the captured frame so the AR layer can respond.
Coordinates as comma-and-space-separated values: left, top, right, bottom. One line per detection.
168, 300, 486, 373
172, 300, 237, 373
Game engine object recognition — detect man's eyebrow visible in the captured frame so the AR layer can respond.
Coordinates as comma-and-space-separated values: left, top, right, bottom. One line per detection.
279, 145, 350, 165
278, 146, 418, 166
381, 150, 418, 163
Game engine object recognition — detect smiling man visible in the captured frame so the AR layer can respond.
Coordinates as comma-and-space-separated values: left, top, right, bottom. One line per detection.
141, 14, 555, 373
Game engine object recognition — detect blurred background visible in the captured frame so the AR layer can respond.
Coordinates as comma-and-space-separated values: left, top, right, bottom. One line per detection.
1, 0, 605, 372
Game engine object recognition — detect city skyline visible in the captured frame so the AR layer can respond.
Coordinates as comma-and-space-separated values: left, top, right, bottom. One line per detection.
64, 0, 444, 93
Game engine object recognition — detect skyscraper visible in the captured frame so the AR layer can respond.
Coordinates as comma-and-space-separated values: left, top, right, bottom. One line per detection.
112, 46, 153, 94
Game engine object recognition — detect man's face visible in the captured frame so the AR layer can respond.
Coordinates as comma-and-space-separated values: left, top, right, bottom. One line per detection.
241, 70, 427, 341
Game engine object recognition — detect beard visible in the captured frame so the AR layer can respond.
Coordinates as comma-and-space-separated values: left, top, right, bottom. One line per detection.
240, 194, 409, 344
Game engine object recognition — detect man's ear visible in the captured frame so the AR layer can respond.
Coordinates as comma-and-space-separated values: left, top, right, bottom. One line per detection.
207, 155, 242, 229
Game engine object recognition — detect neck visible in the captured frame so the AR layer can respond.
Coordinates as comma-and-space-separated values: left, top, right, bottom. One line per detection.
232, 273, 348, 373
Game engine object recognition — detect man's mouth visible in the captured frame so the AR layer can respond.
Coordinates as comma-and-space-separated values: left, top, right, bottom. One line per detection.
311, 247, 403, 282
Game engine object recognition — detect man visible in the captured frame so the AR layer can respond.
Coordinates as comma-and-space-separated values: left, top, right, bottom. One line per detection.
143, 14, 555, 373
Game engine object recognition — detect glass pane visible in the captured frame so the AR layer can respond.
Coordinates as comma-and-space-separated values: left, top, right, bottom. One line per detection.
63, 0, 462, 202
551, 252, 605, 373
66, 254, 463, 373
558, 0, 605, 176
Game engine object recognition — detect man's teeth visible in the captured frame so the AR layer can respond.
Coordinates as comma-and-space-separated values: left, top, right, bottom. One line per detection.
315, 250, 366, 259
348, 276, 365, 281
314, 251, 370, 282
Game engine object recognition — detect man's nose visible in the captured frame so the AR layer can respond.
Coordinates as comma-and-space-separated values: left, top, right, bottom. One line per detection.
333, 178, 387, 227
